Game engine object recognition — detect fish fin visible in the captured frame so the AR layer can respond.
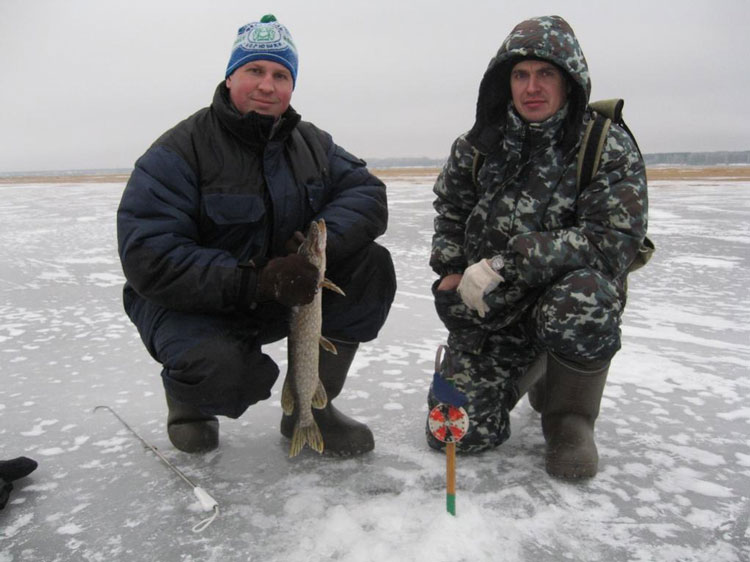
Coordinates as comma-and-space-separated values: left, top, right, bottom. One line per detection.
312, 379, 328, 409
289, 420, 325, 457
322, 278, 345, 296
281, 375, 295, 415
319, 336, 338, 355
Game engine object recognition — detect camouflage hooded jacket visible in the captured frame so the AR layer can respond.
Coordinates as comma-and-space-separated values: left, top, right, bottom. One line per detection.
430, 15, 648, 336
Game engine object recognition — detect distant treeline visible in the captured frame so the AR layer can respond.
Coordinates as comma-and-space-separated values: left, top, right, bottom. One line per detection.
0, 168, 133, 178
643, 151, 750, 166
367, 157, 446, 168
368, 151, 750, 169
2, 152, 749, 178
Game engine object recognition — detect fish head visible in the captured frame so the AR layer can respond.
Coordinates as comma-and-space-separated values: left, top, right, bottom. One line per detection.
298, 219, 327, 270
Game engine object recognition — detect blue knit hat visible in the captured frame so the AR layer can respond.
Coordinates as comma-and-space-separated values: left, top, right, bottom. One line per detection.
225, 14, 298, 87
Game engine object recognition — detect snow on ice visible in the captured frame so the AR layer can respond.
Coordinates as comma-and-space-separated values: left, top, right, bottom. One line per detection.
0, 174, 748, 561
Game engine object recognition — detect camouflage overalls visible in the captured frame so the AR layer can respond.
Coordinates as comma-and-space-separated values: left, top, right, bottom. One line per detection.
427, 16, 648, 453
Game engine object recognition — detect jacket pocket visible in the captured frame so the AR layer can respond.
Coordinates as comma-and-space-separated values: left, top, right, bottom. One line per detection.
433, 280, 478, 331
203, 193, 266, 225
432, 279, 487, 354
303, 178, 326, 214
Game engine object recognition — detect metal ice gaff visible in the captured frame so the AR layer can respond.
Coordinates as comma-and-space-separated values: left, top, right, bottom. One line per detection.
94, 405, 219, 532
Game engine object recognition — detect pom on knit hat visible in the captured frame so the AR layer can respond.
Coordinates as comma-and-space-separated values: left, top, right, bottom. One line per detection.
225, 14, 298, 87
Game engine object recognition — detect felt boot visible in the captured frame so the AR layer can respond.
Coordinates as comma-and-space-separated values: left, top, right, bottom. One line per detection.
281, 339, 374, 456
166, 394, 219, 453
541, 352, 609, 479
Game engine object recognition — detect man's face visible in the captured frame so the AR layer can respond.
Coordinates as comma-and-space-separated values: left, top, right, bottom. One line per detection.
225, 60, 293, 118
510, 60, 568, 123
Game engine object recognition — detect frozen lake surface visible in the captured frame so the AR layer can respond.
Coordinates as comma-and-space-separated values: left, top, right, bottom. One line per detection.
1, 173, 748, 561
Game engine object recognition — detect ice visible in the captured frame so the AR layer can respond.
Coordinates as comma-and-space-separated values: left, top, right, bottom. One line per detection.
0, 176, 748, 561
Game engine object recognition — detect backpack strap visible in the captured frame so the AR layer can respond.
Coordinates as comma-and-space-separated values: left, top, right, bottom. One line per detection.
577, 113, 611, 191
577, 100, 621, 191
592, 99, 641, 156
579, 98, 645, 191
471, 148, 486, 188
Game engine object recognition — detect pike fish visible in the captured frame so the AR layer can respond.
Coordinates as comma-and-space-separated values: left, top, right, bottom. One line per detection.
281, 219, 345, 457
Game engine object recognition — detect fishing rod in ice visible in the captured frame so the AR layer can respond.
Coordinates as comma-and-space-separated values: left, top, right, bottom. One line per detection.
93, 405, 218, 532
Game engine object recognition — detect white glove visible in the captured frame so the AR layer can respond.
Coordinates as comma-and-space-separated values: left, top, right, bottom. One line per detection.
457, 258, 504, 317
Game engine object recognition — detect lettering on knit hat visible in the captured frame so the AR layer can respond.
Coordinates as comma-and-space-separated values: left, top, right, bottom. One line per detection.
225, 14, 298, 86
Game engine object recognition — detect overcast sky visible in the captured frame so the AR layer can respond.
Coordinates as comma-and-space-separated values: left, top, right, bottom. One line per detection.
1, 0, 748, 173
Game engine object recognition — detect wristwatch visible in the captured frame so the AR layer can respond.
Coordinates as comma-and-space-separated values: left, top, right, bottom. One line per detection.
489, 255, 504, 273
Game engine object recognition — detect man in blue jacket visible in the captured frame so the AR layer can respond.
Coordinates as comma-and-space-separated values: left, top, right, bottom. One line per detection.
117, 15, 396, 456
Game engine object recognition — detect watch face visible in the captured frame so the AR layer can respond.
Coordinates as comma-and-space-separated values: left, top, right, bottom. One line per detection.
491, 255, 504, 272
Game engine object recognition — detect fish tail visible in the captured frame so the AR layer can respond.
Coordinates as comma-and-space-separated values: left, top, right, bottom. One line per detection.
289, 420, 325, 457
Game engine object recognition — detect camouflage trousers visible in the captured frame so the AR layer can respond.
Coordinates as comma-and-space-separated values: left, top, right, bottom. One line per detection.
427, 268, 624, 453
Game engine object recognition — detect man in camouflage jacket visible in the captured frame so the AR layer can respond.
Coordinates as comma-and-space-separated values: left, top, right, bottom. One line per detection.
427, 15, 648, 479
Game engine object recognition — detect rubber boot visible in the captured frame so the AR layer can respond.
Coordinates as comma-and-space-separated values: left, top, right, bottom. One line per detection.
541, 352, 609, 479
516, 353, 547, 407
281, 339, 374, 456
528, 375, 545, 413
0, 456, 38, 510
166, 394, 219, 453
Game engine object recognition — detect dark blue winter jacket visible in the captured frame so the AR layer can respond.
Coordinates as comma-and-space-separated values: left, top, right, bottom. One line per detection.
117, 83, 388, 325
